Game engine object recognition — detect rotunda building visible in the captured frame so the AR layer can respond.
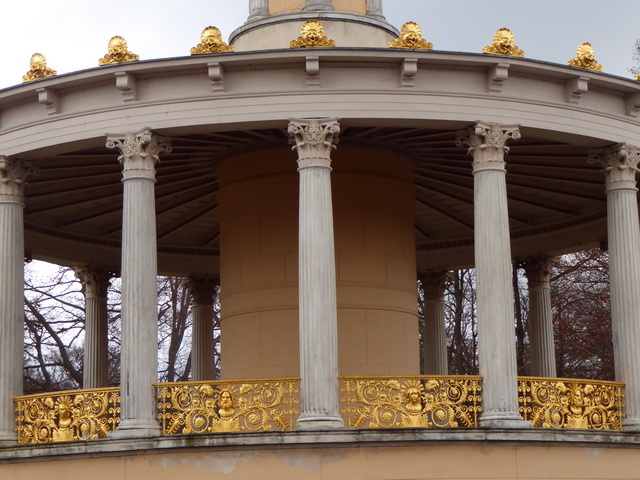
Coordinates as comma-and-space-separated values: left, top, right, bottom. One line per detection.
1, 0, 640, 478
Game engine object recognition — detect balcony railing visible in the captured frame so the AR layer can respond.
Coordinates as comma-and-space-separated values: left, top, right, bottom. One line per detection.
518, 376, 624, 430
14, 387, 120, 444
13, 375, 627, 443
155, 378, 300, 435
339, 375, 483, 428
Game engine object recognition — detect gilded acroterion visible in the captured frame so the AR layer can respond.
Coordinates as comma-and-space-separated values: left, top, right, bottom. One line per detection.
482, 28, 524, 57
634, 73, 639, 82
22, 53, 57, 82
190, 26, 234, 55
290, 20, 336, 48
389, 22, 433, 50
98, 36, 140, 65
568, 43, 603, 71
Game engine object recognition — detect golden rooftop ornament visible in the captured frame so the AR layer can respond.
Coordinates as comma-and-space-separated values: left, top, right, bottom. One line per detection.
290, 20, 335, 48
633, 73, 639, 81
190, 26, 234, 54
482, 28, 524, 57
98, 36, 140, 65
568, 43, 603, 71
22, 53, 57, 83
389, 22, 433, 50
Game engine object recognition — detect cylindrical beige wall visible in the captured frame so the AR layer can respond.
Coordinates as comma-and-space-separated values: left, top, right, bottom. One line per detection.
218, 147, 418, 379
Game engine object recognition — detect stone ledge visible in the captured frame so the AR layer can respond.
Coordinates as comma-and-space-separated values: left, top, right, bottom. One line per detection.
2, 428, 640, 463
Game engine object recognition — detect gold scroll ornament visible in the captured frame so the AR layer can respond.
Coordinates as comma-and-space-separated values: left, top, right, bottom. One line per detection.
22, 53, 57, 82
518, 377, 623, 430
340, 376, 482, 428
15, 388, 121, 444
389, 22, 433, 50
156, 379, 299, 434
568, 43, 603, 71
98, 36, 140, 65
290, 20, 335, 48
482, 28, 524, 57
190, 26, 234, 54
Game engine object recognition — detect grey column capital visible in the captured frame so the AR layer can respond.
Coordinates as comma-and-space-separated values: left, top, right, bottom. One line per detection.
73, 265, 114, 299
522, 256, 558, 289
288, 118, 340, 169
456, 122, 521, 172
589, 143, 640, 192
184, 275, 219, 306
0, 156, 38, 204
106, 128, 172, 181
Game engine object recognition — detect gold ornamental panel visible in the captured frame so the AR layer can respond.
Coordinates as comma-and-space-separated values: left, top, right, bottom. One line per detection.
15, 387, 121, 444
340, 376, 482, 429
156, 378, 299, 435
518, 376, 624, 430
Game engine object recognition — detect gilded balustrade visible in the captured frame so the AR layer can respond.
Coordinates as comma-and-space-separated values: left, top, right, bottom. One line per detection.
155, 378, 299, 435
14, 387, 120, 444
340, 376, 482, 429
518, 376, 624, 430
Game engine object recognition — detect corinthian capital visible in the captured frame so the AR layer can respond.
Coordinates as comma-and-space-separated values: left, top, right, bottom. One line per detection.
588, 143, 640, 191
419, 270, 452, 298
106, 128, 172, 180
456, 122, 520, 172
522, 256, 558, 288
0, 156, 38, 203
288, 118, 340, 168
73, 265, 114, 298
184, 275, 219, 305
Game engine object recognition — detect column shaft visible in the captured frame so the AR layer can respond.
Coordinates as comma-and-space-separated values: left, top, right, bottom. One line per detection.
0, 157, 36, 444
248, 0, 270, 20
289, 118, 343, 430
185, 275, 218, 381
366, 0, 384, 17
523, 257, 557, 377
457, 122, 526, 427
74, 266, 112, 388
591, 144, 640, 429
303, 0, 334, 11
107, 130, 170, 438
420, 271, 449, 375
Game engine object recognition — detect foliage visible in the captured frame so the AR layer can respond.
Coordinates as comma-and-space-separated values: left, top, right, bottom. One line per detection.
23, 261, 221, 393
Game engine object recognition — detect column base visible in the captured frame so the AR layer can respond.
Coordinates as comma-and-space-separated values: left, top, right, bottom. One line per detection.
296, 414, 344, 431
479, 411, 530, 429
0, 431, 17, 447
622, 417, 640, 432
110, 419, 161, 439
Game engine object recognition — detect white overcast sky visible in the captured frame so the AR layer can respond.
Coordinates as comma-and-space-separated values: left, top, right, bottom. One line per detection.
0, 0, 638, 90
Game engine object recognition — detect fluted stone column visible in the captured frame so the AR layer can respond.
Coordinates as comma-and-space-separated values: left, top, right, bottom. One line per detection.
366, 0, 384, 18
589, 143, 640, 430
74, 266, 113, 388
0, 157, 36, 445
106, 129, 171, 438
420, 270, 449, 375
288, 118, 343, 430
185, 275, 218, 381
248, 0, 270, 21
523, 257, 557, 378
456, 122, 527, 427
303, 0, 334, 11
